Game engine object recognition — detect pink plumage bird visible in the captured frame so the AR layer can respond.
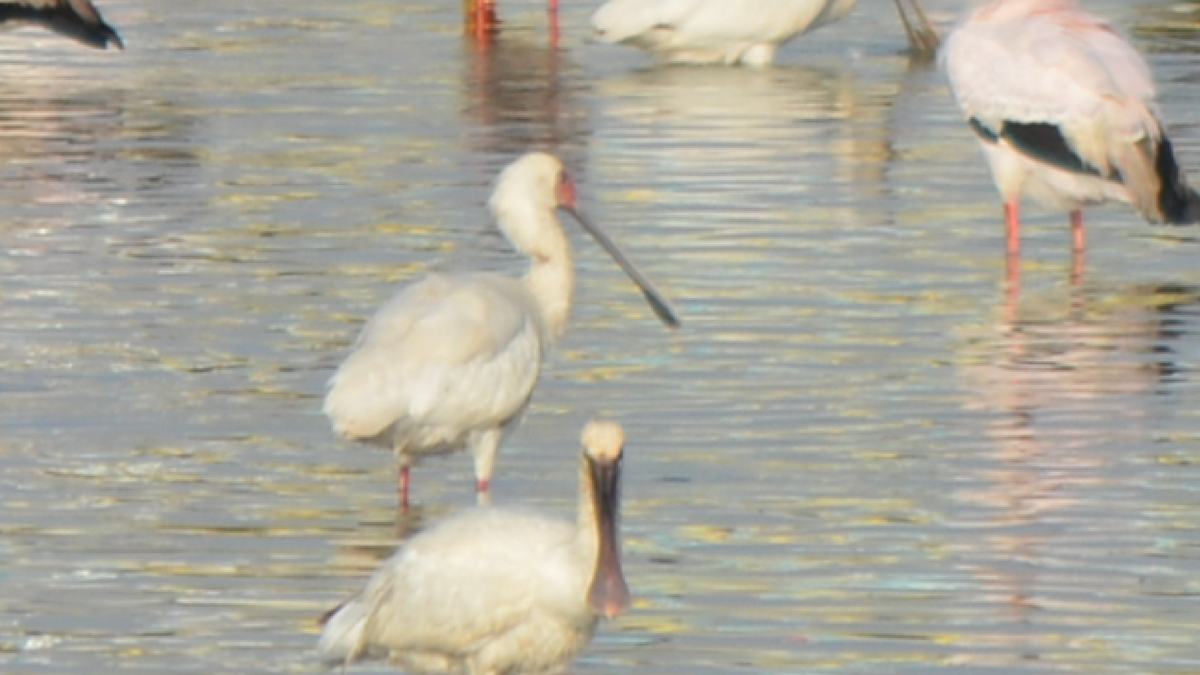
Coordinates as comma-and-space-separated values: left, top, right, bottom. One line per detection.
941, 0, 1200, 256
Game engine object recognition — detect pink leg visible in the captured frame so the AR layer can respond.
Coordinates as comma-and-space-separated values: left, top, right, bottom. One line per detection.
479, 0, 497, 35
1004, 201, 1021, 257
1004, 201, 1021, 302
548, 0, 560, 46
465, 0, 498, 38
398, 466, 411, 513
1070, 210, 1086, 287
1069, 209, 1085, 252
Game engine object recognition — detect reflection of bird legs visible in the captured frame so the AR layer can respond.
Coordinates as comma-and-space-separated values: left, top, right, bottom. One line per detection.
893, 0, 940, 59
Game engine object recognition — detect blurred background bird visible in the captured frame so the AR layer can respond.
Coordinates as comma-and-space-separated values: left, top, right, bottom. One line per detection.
590, 0, 940, 66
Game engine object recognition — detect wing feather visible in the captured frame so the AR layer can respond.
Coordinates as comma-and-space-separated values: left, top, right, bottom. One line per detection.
324, 273, 547, 442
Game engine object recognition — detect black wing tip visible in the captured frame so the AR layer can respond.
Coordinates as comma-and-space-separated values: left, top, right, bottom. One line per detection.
0, 3, 126, 50
64, 19, 124, 50
1166, 188, 1200, 226
1155, 136, 1200, 226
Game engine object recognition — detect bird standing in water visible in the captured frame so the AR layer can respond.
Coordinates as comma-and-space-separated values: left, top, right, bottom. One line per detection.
941, 0, 1200, 262
323, 153, 677, 511
318, 420, 632, 675
590, 0, 940, 66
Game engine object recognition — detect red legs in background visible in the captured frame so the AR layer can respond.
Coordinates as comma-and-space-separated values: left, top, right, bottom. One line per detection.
466, 0, 499, 40
465, 0, 561, 46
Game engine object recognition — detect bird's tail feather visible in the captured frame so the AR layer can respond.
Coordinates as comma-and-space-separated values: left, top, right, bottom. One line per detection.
317, 595, 369, 668
1153, 135, 1200, 225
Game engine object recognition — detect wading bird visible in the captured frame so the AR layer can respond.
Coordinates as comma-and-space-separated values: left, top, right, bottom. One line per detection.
941, 0, 1200, 260
589, 0, 940, 66
318, 419, 632, 674
323, 153, 677, 510
2, 0, 122, 49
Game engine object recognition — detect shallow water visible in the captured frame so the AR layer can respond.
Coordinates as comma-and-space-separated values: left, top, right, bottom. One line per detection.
2, 0, 1200, 673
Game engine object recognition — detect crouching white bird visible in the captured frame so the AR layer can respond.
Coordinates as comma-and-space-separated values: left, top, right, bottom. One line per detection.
941, 0, 1200, 256
1, 0, 123, 49
323, 153, 677, 510
589, 0, 940, 67
318, 420, 633, 675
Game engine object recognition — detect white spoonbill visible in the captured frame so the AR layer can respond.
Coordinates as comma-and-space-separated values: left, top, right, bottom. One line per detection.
2, 0, 122, 49
941, 0, 1200, 257
589, 0, 940, 67
324, 152, 677, 510
318, 419, 632, 674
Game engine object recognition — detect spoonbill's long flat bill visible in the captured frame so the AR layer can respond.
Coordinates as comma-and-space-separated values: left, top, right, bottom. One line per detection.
1, 0, 122, 49
323, 153, 677, 510
590, 0, 940, 66
318, 420, 632, 674
941, 0, 1200, 257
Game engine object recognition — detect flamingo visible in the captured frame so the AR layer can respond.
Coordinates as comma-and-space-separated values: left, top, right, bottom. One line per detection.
318, 419, 632, 674
323, 152, 677, 510
589, 0, 940, 67
0, 0, 122, 49
941, 0, 1200, 261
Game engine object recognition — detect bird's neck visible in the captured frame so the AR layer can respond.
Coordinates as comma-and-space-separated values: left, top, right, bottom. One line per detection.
521, 215, 575, 342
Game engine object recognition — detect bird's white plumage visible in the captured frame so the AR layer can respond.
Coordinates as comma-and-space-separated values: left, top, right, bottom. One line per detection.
591, 0, 860, 66
318, 419, 630, 675
324, 272, 546, 460
319, 508, 596, 673
323, 153, 574, 500
324, 153, 676, 505
941, 0, 1173, 218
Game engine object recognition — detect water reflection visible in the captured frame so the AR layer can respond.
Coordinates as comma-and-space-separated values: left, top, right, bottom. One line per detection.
952, 282, 1198, 667
459, 33, 590, 170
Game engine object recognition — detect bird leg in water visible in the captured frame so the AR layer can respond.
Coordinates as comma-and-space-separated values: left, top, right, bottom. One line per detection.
1004, 201, 1021, 257
399, 466, 411, 513
1005, 201, 1022, 296
893, 0, 940, 60
1070, 210, 1086, 252
465, 0, 499, 37
1070, 210, 1086, 286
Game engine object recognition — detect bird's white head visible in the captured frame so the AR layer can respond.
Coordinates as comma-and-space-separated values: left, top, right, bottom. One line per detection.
488, 152, 575, 256
582, 419, 625, 464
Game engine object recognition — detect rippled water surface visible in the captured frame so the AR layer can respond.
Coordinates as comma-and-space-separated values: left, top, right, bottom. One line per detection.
3, 0, 1200, 673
